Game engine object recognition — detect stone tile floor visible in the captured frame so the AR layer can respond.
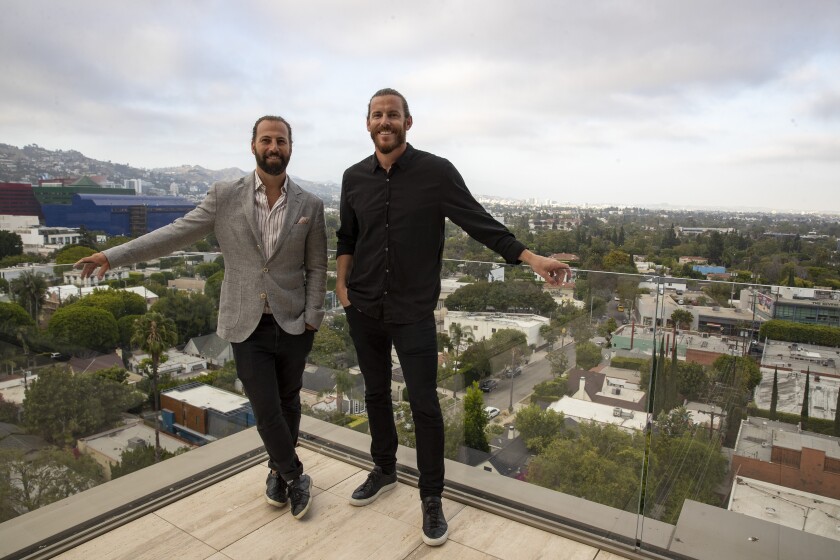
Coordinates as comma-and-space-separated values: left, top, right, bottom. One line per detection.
55, 447, 631, 560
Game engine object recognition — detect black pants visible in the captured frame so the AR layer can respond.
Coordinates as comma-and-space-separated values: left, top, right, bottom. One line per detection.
345, 306, 444, 498
231, 314, 315, 483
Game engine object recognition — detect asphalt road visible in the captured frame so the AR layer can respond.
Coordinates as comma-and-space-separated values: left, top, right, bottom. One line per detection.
483, 342, 576, 410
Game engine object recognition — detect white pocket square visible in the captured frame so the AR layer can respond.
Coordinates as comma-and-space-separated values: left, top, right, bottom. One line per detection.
296, 217, 310, 225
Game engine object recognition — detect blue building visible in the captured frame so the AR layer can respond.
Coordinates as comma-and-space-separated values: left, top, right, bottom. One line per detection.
41, 194, 195, 236
692, 265, 727, 276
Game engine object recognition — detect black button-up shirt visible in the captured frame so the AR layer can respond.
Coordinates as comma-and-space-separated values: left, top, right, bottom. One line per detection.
337, 144, 526, 324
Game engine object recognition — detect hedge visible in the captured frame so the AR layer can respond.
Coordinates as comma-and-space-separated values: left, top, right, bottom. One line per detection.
758, 320, 840, 348
610, 357, 648, 372
747, 403, 837, 436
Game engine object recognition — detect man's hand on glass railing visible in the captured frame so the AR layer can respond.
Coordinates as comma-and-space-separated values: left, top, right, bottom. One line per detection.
518, 250, 570, 286
74, 252, 112, 280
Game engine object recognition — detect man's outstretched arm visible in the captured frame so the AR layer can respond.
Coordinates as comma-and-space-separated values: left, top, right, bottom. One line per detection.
518, 249, 571, 286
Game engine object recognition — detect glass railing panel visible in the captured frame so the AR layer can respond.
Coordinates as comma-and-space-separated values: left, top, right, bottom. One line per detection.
5, 251, 838, 560
0, 267, 247, 525
640, 276, 840, 556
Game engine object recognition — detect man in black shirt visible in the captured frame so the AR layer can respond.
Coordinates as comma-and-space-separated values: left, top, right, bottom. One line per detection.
336, 88, 569, 546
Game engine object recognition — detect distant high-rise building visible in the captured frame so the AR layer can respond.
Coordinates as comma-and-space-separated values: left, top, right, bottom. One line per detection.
124, 179, 142, 194
42, 194, 195, 236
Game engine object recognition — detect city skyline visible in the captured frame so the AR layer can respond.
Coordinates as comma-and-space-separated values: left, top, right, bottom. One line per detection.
2, 1, 839, 212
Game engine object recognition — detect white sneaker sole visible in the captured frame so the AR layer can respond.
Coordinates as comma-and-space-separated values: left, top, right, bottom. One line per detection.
349, 479, 397, 506
422, 527, 449, 546
265, 494, 288, 508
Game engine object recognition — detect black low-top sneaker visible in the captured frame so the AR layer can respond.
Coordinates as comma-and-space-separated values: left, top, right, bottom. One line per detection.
421, 496, 449, 546
265, 471, 288, 507
288, 474, 312, 519
349, 466, 397, 506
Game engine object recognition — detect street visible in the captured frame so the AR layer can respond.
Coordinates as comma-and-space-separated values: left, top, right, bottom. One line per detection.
482, 342, 576, 410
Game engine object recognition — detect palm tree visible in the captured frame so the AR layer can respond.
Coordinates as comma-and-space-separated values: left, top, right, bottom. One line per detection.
447, 323, 474, 397
334, 369, 355, 415
132, 312, 178, 461
10, 271, 47, 323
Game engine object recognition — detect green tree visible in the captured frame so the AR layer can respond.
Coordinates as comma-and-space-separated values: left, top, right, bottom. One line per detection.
132, 313, 179, 461
101, 236, 132, 250
0, 231, 23, 259
117, 314, 142, 349
76, 289, 146, 320
48, 305, 119, 354
575, 341, 602, 370
150, 291, 217, 345
194, 261, 221, 279
546, 348, 569, 377
460, 340, 492, 380
0, 394, 19, 423
670, 309, 694, 329
22, 366, 143, 445
0, 302, 35, 337
0, 448, 103, 521
515, 404, 565, 451
110, 444, 178, 479
539, 323, 558, 350
204, 270, 224, 306
647, 434, 728, 523
527, 423, 644, 511
54, 245, 96, 265
94, 365, 130, 384
655, 406, 694, 438
676, 362, 708, 401
444, 281, 557, 315
310, 326, 348, 369
9, 271, 48, 321
464, 382, 489, 452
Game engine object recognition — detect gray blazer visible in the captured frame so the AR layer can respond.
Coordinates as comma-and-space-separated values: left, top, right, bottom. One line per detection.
103, 174, 328, 342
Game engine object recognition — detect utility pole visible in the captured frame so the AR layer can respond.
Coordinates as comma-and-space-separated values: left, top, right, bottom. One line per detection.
508, 347, 518, 413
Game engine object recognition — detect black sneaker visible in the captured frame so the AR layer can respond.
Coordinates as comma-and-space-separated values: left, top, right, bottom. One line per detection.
288, 474, 312, 519
349, 466, 397, 506
265, 471, 288, 507
421, 496, 449, 546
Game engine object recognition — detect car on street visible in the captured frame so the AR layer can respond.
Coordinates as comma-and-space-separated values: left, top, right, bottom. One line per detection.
484, 406, 501, 420
504, 366, 522, 378
479, 379, 498, 392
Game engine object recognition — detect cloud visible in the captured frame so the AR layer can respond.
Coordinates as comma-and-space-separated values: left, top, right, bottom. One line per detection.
1, 1, 839, 211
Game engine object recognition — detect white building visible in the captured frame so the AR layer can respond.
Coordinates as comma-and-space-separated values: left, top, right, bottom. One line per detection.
77, 418, 192, 480
444, 311, 550, 347
728, 476, 840, 542
548, 396, 648, 432
0, 215, 39, 232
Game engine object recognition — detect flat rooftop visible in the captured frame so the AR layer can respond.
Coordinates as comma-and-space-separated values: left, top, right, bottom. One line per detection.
162, 383, 250, 414
729, 476, 840, 541
80, 419, 190, 459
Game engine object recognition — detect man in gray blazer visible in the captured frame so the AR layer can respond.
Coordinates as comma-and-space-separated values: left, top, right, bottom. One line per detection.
76, 116, 327, 520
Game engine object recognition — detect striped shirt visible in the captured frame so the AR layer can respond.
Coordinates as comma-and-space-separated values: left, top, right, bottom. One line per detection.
254, 171, 288, 260
254, 171, 288, 313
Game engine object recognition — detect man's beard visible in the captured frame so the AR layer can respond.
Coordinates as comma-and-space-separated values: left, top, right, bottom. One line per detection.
370, 126, 406, 154
256, 152, 288, 176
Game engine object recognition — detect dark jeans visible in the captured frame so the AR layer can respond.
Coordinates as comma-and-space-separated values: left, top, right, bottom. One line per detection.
231, 314, 315, 483
345, 306, 444, 498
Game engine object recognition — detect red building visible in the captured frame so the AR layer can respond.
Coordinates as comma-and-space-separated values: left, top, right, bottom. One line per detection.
0, 182, 42, 218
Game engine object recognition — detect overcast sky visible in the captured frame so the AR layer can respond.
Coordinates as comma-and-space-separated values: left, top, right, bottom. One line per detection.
2, 1, 839, 212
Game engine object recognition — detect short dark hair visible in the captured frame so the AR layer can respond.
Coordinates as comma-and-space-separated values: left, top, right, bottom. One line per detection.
367, 88, 411, 119
251, 115, 293, 144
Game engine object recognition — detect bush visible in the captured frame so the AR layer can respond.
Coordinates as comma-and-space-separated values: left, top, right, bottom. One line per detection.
759, 320, 840, 348
610, 357, 647, 371
746, 403, 835, 436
